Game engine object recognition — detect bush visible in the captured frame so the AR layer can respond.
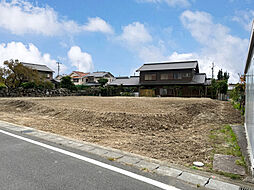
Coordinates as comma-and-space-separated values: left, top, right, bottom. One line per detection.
0, 83, 6, 90
21, 82, 37, 89
98, 78, 108, 86
60, 76, 76, 91
76, 85, 90, 90
21, 81, 54, 90
38, 81, 54, 90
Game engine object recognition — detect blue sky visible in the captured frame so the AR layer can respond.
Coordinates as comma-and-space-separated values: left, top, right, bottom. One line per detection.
0, 0, 253, 82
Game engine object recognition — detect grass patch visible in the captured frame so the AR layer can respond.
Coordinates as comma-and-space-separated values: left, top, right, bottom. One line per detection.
209, 125, 242, 157
141, 168, 150, 172
231, 101, 245, 115
216, 171, 242, 180
208, 125, 246, 179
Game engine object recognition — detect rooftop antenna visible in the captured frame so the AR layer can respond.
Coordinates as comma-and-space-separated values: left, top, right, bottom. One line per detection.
56, 61, 62, 77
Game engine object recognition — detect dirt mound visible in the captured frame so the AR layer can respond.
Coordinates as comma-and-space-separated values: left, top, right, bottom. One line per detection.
0, 97, 243, 167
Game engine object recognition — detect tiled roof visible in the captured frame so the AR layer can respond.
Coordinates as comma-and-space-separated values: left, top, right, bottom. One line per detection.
72, 71, 89, 77
86, 71, 114, 78
139, 73, 207, 85
192, 73, 206, 84
109, 76, 140, 86
136, 61, 198, 72
21, 62, 54, 72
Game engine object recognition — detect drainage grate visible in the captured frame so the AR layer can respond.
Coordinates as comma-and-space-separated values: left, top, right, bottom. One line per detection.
21, 130, 34, 134
240, 187, 254, 190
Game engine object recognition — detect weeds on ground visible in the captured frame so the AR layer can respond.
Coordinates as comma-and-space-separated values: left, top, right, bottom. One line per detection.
107, 157, 116, 161
208, 125, 246, 179
231, 101, 245, 116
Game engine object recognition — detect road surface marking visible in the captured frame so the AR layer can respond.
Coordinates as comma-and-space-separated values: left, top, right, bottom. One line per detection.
0, 129, 181, 190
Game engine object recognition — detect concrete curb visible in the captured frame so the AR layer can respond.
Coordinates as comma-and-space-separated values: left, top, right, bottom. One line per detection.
0, 120, 249, 190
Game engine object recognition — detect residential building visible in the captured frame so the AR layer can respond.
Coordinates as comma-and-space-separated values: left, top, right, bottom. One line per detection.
55, 74, 67, 81
21, 62, 54, 80
69, 71, 89, 85
244, 20, 254, 173
136, 60, 209, 97
86, 71, 115, 86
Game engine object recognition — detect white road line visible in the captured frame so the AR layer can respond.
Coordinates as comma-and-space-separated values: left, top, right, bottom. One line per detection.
0, 129, 181, 190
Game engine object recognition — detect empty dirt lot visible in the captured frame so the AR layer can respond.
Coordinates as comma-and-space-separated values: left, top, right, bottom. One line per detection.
0, 96, 242, 167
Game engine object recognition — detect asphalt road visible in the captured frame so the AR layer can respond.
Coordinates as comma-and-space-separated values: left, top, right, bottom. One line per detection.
0, 129, 200, 190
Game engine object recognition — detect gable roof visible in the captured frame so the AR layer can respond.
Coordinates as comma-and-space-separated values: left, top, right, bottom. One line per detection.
86, 71, 114, 78
70, 71, 89, 78
109, 76, 140, 86
136, 60, 198, 72
21, 62, 54, 72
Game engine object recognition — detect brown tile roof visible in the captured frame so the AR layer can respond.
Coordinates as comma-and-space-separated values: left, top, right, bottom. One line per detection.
72, 71, 89, 77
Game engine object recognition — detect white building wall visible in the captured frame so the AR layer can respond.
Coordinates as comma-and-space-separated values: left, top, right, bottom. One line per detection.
245, 53, 254, 171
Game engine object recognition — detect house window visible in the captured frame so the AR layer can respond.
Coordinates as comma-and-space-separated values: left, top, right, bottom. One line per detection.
160, 73, 173, 80
145, 74, 156, 81
183, 73, 191, 77
173, 73, 182, 79
73, 78, 79, 83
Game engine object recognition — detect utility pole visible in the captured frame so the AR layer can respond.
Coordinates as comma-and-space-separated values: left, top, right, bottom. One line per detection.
56, 62, 62, 77
211, 62, 214, 79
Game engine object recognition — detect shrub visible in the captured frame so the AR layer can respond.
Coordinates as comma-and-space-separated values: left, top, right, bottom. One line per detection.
0, 83, 6, 90
98, 78, 108, 86
38, 81, 54, 90
76, 85, 90, 90
60, 76, 76, 91
21, 82, 37, 89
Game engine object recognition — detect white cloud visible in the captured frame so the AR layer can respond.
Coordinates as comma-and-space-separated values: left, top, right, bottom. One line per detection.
167, 51, 197, 61
0, 0, 113, 36
0, 41, 65, 73
137, 0, 191, 8
180, 10, 249, 83
119, 22, 152, 45
67, 46, 93, 72
117, 22, 167, 62
83, 17, 114, 34
232, 10, 254, 31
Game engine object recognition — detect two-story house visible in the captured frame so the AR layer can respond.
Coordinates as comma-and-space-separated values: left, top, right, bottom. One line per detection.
21, 62, 54, 80
136, 60, 209, 97
69, 71, 89, 85
85, 71, 115, 86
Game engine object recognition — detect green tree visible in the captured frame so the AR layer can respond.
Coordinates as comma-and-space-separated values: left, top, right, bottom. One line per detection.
223, 71, 230, 81
217, 69, 223, 80
217, 69, 230, 81
60, 76, 76, 91
0, 59, 40, 89
98, 78, 108, 86
217, 80, 228, 94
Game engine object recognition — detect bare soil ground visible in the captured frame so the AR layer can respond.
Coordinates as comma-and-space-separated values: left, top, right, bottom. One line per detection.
0, 96, 242, 167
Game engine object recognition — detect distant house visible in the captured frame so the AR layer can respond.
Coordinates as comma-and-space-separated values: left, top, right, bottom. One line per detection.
69, 71, 89, 85
108, 76, 140, 87
21, 62, 54, 80
55, 74, 67, 81
136, 60, 210, 97
86, 71, 115, 86
228, 83, 237, 91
